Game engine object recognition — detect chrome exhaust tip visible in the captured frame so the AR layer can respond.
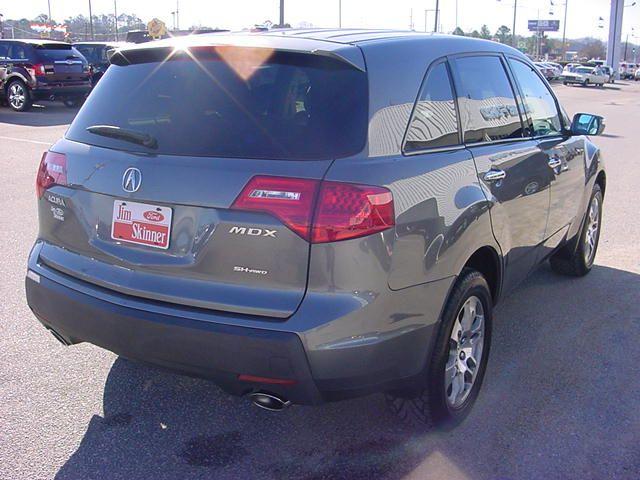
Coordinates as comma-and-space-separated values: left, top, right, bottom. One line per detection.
248, 392, 291, 411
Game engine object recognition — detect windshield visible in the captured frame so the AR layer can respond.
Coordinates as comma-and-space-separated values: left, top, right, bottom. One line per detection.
66, 49, 368, 160
575, 67, 593, 74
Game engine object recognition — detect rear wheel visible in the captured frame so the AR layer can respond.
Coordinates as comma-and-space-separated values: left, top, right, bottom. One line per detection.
6, 79, 32, 112
386, 268, 492, 429
550, 184, 603, 276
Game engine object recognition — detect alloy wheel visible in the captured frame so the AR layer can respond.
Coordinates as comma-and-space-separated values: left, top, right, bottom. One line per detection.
583, 194, 600, 266
9, 83, 26, 110
445, 295, 485, 408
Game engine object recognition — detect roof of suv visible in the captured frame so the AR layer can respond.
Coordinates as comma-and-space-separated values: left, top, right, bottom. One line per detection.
0, 39, 71, 46
113, 28, 521, 72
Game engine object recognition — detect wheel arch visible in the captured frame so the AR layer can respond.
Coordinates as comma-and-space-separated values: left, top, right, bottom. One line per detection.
595, 170, 606, 197
461, 246, 502, 305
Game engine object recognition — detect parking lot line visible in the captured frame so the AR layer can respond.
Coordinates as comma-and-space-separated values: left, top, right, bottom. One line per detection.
0, 135, 52, 146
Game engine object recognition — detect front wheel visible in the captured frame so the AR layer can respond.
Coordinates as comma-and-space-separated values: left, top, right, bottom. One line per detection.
550, 184, 603, 276
6, 79, 32, 112
386, 268, 492, 429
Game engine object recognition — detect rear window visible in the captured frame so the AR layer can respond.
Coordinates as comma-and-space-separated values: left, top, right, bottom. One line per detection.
35, 44, 84, 62
66, 48, 368, 160
74, 45, 108, 64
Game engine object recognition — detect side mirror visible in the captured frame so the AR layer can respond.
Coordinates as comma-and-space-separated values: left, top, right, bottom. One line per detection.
570, 113, 605, 136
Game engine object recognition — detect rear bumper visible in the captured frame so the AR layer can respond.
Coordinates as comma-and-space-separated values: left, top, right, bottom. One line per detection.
32, 82, 91, 100
26, 266, 324, 405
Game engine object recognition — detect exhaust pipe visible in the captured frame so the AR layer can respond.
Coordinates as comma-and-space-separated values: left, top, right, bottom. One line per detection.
248, 392, 291, 411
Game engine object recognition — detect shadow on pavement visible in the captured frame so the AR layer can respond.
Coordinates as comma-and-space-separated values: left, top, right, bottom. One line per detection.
54, 263, 640, 480
0, 103, 78, 127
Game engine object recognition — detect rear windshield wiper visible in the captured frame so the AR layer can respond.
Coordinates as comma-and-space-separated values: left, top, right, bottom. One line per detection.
86, 125, 158, 149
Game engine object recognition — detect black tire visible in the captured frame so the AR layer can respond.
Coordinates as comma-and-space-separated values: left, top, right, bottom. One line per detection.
583, 80, 589, 87
563, 81, 568, 86
6, 79, 32, 112
550, 183, 603, 277
386, 268, 493, 429
63, 97, 84, 108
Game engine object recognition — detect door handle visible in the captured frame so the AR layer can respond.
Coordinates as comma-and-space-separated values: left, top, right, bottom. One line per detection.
484, 169, 506, 182
548, 156, 563, 169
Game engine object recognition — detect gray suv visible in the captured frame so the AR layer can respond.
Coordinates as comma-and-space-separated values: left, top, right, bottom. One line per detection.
26, 30, 606, 427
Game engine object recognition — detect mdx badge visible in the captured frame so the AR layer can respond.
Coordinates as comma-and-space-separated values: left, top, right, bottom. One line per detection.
228, 226, 277, 238
122, 167, 142, 193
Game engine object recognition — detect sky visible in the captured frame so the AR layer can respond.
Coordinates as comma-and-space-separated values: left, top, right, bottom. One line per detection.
3, 0, 640, 41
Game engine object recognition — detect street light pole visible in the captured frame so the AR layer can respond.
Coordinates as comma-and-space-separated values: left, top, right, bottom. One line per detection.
624, 33, 629, 60
339, 0, 342, 28
434, 0, 440, 32
88, 0, 94, 40
279, 0, 284, 27
114, 0, 118, 41
512, 0, 518, 47
561, 0, 569, 60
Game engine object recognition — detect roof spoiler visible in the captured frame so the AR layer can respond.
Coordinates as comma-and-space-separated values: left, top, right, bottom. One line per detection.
109, 41, 366, 72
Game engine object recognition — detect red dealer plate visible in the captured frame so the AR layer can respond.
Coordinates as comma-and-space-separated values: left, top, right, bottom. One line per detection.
111, 200, 172, 249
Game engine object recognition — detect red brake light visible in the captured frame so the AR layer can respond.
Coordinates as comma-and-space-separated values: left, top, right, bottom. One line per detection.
232, 176, 395, 243
231, 176, 320, 240
33, 63, 46, 76
36, 151, 67, 198
312, 181, 395, 243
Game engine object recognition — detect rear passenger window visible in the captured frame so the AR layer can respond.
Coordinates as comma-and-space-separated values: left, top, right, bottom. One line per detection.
404, 61, 459, 152
509, 59, 562, 137
453, 56, 524, 144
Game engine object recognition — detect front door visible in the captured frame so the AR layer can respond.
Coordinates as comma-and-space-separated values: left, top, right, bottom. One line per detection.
450, 54, 552, 291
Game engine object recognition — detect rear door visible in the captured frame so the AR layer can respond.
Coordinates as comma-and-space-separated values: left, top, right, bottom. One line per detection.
450, 54, 552, 290
38, 47, 368, 318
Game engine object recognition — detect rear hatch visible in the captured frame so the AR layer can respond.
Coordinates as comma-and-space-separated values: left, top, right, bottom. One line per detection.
37, 43, 368, 318
33, 43, 89, 83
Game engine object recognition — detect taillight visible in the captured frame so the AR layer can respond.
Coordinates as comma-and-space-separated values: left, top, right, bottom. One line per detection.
33, 63, 46, 76
312, 181, 394, 243
36, 151, 67, 198
231, 176, 394, 243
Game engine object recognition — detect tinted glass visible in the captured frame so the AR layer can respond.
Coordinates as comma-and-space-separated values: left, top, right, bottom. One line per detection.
509, 59, 562, 137
66, 50, 368, 160
453, 56, 523, 144
34, 44, 83, 61
74, 45, 108, 64
9, 44, 28, 60
404, 62, 459, 152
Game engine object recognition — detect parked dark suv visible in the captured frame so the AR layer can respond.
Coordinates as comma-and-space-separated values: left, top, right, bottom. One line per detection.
25, 30, 606, 427
0, 39, 91, 111
73, 41, 128, 86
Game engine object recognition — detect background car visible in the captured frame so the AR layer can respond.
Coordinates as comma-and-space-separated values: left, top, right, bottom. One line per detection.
534, 62, 555, 81
563, 66, 607, 87
599, 65, 616, 83
635, 67, 640, 81
0, 39, 91, 111
73, 41, 129, 86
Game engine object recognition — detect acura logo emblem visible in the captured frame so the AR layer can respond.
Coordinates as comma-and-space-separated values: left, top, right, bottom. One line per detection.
122, 167, 142, 193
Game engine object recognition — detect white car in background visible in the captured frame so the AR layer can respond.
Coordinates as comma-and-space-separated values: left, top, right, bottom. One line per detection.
563, 66, 607, 87
635, 68, 640, 81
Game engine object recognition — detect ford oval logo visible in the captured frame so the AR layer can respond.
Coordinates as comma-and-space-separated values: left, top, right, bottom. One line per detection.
122, 167, 142, 193
143, 210, 164, 222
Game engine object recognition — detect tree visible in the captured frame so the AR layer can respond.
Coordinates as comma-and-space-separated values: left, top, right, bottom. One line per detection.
469, 30, 481, 38
495, 25, 511, 44
578, 38, 606, 60
452, 27, 465, 36
479, 24, 491, 40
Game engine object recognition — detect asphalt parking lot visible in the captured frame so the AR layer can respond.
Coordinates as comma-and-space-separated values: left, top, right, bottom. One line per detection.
1, 82, 639, 480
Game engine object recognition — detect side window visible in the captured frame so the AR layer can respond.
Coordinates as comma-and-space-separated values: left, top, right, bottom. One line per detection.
452, 55, 523, 144
0, 42, 8, 59
509, 59, 562, 137
404, 61, 459, 152
8, 44, 26, 60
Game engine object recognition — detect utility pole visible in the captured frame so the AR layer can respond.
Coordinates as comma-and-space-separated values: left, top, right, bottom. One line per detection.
47, 0, 52, 37
434, 0, 440, 32
561, 0, 569, 60
279, 0, 284, 27
409, 8, 414, 30
339, 0, 342, 27
176, 0, 180, 30
624, 33, 629, 60
88, 0, 94, 40
114, 0, 119, 41
455, 0, 459, 29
